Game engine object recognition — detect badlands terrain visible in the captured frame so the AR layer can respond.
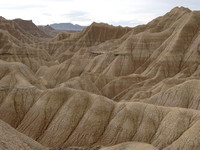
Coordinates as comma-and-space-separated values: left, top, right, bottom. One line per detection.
0, 6, 200, 150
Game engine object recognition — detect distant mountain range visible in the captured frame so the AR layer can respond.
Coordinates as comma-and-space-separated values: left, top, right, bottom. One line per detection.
50, 23, 87, 31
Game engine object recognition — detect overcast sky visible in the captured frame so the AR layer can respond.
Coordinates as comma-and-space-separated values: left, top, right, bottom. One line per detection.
0, 0, 199, 26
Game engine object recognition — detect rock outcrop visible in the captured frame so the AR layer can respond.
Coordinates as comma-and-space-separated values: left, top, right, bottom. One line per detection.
0, 119, 48, 150
0, 7, 200, 150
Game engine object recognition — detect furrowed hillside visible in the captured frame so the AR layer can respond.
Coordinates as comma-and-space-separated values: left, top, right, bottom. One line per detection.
0, 7, 200, 150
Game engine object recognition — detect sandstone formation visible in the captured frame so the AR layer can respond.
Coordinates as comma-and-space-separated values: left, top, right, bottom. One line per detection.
14, 19, 50, 38
0, 119, 48, 150
101, 142, 158, 150
0, 7, 200, 150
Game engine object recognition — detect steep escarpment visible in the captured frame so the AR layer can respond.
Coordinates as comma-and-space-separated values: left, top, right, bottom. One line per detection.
0, 18, 56, 72
0, 16, 37, 43
14, 19, 50, 38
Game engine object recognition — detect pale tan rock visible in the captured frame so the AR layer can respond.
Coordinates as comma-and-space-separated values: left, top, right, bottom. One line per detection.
0, 119, 48, 150
1, 6, 200, 150
13, 18, 50, 38
100, 142, 158, 150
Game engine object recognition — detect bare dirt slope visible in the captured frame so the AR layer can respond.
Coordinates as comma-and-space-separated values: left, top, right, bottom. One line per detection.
14, 19, 50, 38
0, 119, 48, 150
0, 7, 200, 150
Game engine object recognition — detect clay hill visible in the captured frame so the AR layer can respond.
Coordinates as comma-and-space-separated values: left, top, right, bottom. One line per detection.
13, 19, 50, 38
1, 6, 200, 150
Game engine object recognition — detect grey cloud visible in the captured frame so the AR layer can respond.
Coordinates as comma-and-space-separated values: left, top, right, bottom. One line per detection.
62, 11, 92, 22
43, 13, 52, 17
111, 20, 144, 27
43, 0, 75, 1
0, 4, 46, 10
